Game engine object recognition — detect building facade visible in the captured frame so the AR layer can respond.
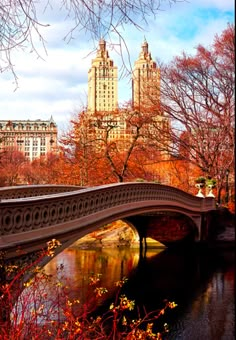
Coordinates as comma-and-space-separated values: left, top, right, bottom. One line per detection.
85, 39, 170, 157
0, 116, 57, 161
87, 39, 118, 113
132, 39, 170, 160
132, 39, 160, 111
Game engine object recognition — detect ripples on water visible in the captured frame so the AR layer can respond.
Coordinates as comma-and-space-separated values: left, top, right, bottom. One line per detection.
162, 249, 235, 340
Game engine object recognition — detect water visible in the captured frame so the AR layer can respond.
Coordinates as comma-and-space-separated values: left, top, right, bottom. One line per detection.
43, 245, 235, 339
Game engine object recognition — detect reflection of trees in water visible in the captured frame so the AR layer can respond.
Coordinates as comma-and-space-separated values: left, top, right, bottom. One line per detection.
43, 248, 140, 305
12, 248, 140, 325
123, 248, 234, 309
12, 246, 234, 338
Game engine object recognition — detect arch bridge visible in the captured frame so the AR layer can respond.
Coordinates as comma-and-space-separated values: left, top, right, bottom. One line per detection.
0, 182, 216, 261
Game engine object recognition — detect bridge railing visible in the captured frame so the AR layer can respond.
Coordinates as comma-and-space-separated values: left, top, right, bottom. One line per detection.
0, 182, 216, 239
0, 185, 84, 199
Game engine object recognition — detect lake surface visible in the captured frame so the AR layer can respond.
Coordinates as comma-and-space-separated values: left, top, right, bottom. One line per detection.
43, 244, 235, 339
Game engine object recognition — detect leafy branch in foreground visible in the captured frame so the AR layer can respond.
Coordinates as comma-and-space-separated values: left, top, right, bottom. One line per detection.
0, 240, 177, 339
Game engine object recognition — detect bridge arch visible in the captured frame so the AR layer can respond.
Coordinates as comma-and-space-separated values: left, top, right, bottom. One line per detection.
0, 182, 216, 261
124, 211, 199, 247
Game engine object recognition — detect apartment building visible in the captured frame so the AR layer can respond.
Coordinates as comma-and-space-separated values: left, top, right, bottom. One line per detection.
86, 39, 169, 155
132, 39, 170, 160
88, 39, 118, 113
0, 116, 57, 161
132, 39, 160, 111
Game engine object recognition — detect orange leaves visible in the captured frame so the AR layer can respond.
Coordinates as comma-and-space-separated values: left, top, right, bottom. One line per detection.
213, 23, 235, 63
0, 149, 28, 186
175, 54, 202, 71
159, 24, 235, 201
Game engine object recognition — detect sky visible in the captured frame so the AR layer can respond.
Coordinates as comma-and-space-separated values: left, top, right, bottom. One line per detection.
0, 0, 234, 135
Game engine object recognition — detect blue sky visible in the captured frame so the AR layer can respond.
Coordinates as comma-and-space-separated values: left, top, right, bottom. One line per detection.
0, 0, 234, 134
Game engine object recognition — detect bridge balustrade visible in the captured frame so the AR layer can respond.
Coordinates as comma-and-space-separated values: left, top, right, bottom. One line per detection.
0, 185, 83, 199
0, 183, 215, 237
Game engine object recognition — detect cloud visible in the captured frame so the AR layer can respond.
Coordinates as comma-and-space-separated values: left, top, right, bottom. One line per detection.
0, 0, 234, 132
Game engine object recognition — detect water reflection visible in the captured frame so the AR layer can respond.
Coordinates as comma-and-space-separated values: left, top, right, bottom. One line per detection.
14, 246, 234, 339
44, 248, 143, 305
44, 247, 235, 340
156, 249, 235, 340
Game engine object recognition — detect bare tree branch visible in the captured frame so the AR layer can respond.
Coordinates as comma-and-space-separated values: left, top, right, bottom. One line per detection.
0, 0, 182, 83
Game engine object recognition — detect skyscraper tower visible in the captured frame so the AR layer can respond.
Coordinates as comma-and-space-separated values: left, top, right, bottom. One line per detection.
132, 40, 170, 161
87, 39, 118, 113
132, 39, 160, 111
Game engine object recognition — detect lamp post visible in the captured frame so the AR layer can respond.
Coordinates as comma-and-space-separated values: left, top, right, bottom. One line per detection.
225, 169, 230, 205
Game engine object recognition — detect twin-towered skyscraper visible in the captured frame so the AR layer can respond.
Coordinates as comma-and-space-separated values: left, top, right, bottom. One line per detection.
87, 39, 160, 113
85, 38, 169, 159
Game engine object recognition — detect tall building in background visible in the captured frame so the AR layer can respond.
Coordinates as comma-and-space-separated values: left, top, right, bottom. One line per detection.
132, 39, 160, 111
88, 39, 118, 113
132, 40, 170, 160
0, 116, 57, 161
86, 39, 123, 148
85, 39, 170, 157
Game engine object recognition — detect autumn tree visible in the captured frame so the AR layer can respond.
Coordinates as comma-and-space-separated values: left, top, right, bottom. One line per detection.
0, 149, 29, 186
153, 24, 235, 202
21, 152, 75, 185
60, 110, 101, 186
60, 103, 169, 184
1, 0, 181, 82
